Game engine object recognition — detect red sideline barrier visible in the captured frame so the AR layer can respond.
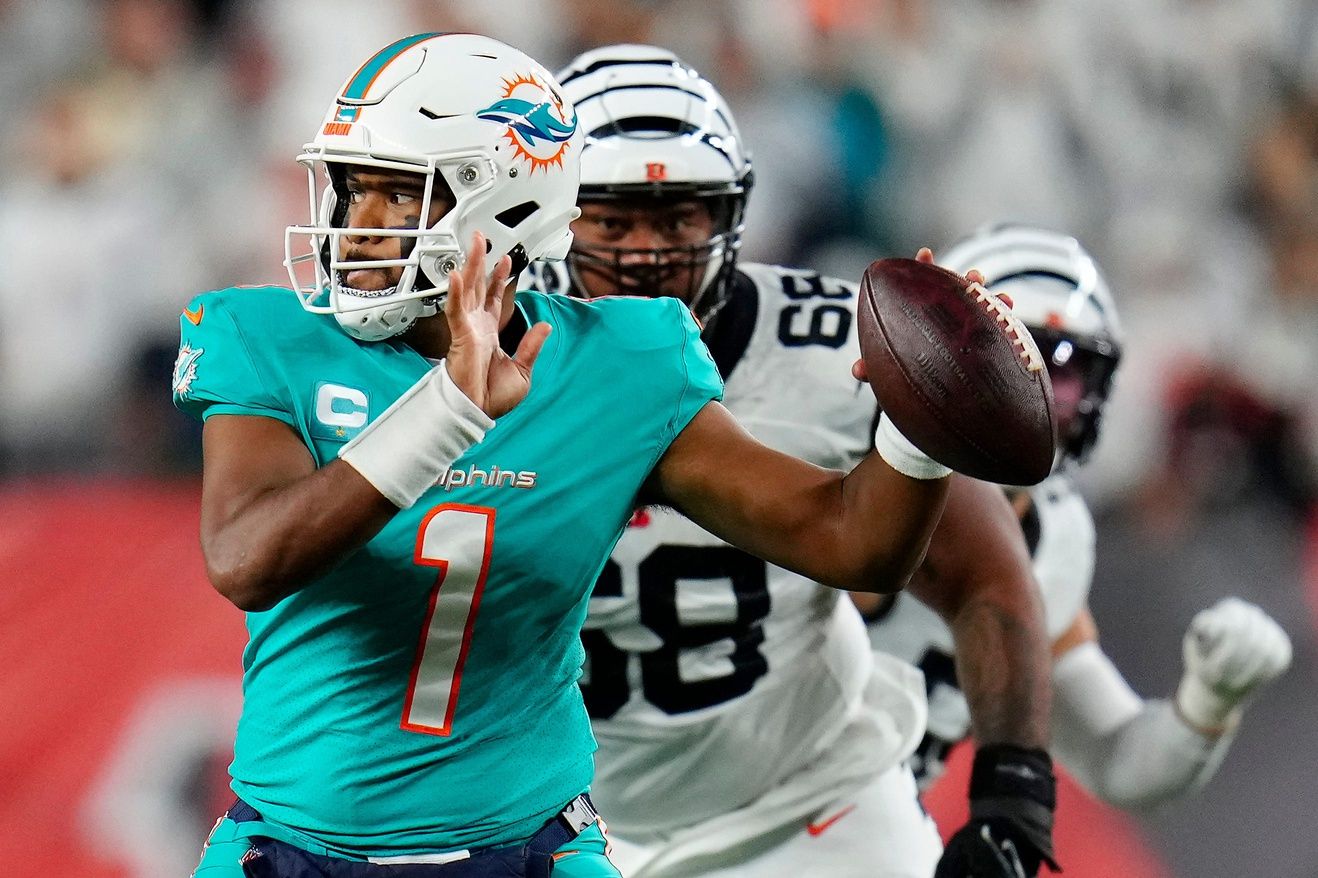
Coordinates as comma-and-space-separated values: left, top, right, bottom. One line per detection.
1, 481, 1174, 876
0, 481, 246, 877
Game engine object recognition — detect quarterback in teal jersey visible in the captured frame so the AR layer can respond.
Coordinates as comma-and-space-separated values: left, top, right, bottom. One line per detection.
178, 33, 1003, 878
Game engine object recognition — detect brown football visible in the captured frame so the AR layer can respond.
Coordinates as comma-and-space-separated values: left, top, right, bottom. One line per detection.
858, 257, 1056, 485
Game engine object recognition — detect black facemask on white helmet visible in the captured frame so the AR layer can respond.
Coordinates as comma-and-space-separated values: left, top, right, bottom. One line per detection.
285, 33, 583, 342
940, 224, 1124, 468
555, 44, 753, 325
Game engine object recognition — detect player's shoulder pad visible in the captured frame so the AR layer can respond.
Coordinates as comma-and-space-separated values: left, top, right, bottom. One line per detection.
735, 262, 861, 356
1028, 472, 1097, 639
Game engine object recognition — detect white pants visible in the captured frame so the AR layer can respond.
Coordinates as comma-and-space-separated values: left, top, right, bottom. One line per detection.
607, 763, 942, 878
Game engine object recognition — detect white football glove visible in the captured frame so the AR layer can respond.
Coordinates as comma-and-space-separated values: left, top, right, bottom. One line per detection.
1176, 597, 1293, 732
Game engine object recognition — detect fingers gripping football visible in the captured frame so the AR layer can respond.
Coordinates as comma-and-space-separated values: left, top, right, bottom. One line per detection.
857, 251, 1055, 485
1176, 597, 1293, 731
850, 252, 989, 383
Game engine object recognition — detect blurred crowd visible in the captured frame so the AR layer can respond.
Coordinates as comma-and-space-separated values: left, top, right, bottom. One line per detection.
1, 0, 1315, 520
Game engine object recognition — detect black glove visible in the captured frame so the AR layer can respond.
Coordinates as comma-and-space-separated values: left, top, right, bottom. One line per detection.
933, 745, 1060, 878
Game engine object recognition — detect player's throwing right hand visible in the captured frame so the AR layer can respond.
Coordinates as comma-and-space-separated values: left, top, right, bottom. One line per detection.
445, 231, 553, 419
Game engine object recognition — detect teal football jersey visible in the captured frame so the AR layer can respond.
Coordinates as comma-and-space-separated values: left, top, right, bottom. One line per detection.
173, 287, 722, 856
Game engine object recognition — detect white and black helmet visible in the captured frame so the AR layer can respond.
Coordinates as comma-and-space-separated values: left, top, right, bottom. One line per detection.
556, 44, 753, 322
941, 224, 1124, 465
285, 33, 583, 341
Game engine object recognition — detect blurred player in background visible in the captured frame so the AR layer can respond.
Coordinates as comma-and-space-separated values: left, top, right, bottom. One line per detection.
173, 32, 1027, 878
528, 45, 1059, 878
865, 224, 1294, 812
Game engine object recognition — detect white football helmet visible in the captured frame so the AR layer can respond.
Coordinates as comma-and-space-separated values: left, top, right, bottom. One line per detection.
555, 44, 753, 322
940, 224, 1124, 465
285, 33, 583, 341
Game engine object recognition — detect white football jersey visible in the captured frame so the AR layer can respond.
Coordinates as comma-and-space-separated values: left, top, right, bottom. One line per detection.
866, 472, 1096, 787
525, 261, 927, 842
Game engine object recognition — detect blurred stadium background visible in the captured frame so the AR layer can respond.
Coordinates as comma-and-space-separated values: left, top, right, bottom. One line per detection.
2, 0, 1316, 875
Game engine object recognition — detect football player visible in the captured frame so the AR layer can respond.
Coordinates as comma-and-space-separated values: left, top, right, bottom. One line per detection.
176, 34, 1032, 878
527, 45, 1059, 878
865, 224, 1295, 812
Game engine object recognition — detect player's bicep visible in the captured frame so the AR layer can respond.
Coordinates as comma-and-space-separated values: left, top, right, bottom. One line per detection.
647, 401, 844, 577
200, 414, 316, 536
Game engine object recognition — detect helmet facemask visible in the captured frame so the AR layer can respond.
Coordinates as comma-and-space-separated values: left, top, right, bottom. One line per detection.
1029, 327, 1121, 466
554, 44, 754, 325
566, 184, 749, 324
286, 149, 500, 341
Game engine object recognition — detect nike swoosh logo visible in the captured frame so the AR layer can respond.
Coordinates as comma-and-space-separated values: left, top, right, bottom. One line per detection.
996, 764, 1040, 782
551, 850, 580, 862
806, 804, 857, 837
183, 305, 204, 326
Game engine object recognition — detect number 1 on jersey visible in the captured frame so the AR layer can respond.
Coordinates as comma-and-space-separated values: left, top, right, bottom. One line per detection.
402, 504, 496, 736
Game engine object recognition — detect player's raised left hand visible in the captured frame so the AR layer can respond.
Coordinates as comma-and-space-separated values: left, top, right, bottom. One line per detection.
445, 231, 553, 418
1176, 597, 1293, 732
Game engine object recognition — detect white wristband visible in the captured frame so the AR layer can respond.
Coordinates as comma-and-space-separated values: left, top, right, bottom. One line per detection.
874, 413, 952, 480
339, 361, 495, 509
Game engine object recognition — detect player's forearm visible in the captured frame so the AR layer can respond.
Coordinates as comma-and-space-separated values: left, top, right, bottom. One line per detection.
690, 451, 947, 593
909, 477, 1052, 747
1051, 642, 1231, 811
834, 451, 949, 592
653, 403, 948, 593
202, 461, 398, 611
203, 361, 496, 611
947, 590, 1052, 747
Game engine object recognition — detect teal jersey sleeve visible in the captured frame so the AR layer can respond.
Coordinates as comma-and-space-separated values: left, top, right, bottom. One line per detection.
172, 288, 296, 426
663, 295, 724, 448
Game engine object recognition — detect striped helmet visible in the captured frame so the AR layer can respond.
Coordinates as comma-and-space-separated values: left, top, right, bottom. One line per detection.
941, 224, 1124, 465
285, 33, 583, 341
555, 44, 753, 322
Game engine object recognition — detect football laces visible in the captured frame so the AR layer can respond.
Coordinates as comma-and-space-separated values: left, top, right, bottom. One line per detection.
969, 282, 1044, 373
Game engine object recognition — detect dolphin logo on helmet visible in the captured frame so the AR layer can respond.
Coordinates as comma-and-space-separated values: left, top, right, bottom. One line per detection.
477, 73, 578, 174
477, 97, 578, 145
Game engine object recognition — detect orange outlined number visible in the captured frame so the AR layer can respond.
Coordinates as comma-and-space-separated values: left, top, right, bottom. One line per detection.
401, 503, 496, 735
